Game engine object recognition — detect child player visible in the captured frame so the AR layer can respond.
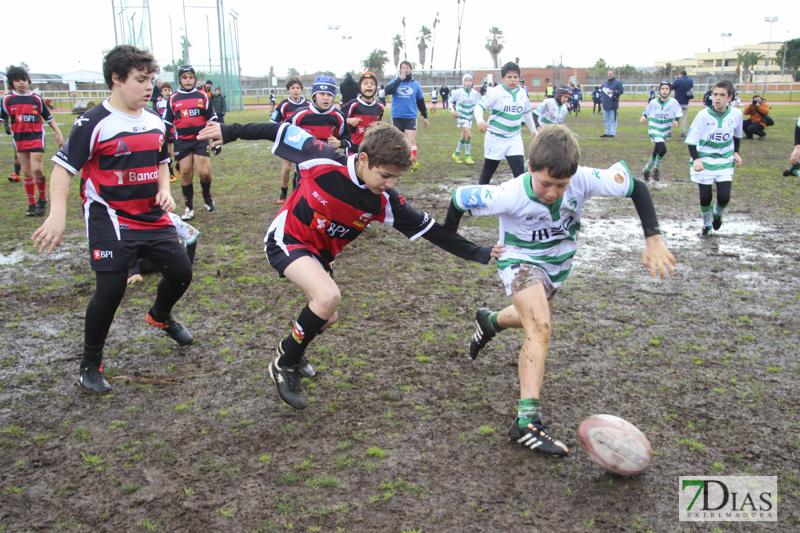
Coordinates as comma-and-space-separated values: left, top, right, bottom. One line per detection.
474, 62, 536, 185
783, 114, 800, 178
1, 66, 64, 216
449, 73, 480, 165
31, 45, 194, 393
197, 120, 500, 410
445, 125, 676, 456
430, 88, 438, 113
686, 80, 743, 236
271, 76, 308, 204
163, 65, 218, 221
341, 72, 384, 154
156, 82, 179, 183
639, 81, 682, 182
533, 85, 571, 130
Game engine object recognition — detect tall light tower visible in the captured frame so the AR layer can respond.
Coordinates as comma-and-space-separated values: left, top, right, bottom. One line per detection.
764, 16, 778, 92
720, 33, 731, 77
327, 24, 340, 57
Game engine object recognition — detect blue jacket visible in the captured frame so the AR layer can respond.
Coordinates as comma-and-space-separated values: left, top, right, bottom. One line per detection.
672, 76, 694, 105
600, 77, 624, 111
385, 75, 427, 119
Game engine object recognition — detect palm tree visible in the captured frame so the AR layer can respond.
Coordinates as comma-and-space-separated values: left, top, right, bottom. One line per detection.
417, 26, 432, 70
485, 27, 504, 68
737, 51, 763, 84
391, 34, 404, 70
361, 49, 390, 76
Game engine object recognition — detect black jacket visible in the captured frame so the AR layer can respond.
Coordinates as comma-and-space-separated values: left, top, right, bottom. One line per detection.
339, 75, 359, 104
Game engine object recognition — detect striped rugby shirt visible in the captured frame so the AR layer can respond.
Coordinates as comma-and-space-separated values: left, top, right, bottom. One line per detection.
450, 87, 480, 124
533, 97, 567, 125
52, 100, 173, 245
163, 88, 217, 141
1, 91, 54, 151
475, 84, 532, 138
685, 105, 743, 177
451, 162, 634, 287
642, 97, 682, 143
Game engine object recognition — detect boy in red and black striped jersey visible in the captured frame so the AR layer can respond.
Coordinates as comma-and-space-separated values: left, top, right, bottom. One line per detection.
163, 65, 218, 221
271, 76, 308, 204
198, 120, 502, 410
341, 72, 384, 154
1, 66, 64, 216
156, 82, 178, 182
291, 76, 352, 171
32, 45, 194, 394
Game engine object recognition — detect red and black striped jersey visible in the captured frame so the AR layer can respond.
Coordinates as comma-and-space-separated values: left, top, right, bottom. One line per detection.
271, 97, 308, 123
291, 105, 352, 151
52, 100, 173, 246
1, 91, 53, 151
266, 123, 433, 265
163, 89, 217, 141
156, 99, 174, 141
341, 96, 384, 149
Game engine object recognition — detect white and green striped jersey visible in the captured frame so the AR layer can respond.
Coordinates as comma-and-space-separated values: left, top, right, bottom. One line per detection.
685, 106, 743, 177
450, 87, 480, 122
642, 97, 682, 143
533, 97, 567, 125
451, 162, 634, 287
475, 84, 532, 138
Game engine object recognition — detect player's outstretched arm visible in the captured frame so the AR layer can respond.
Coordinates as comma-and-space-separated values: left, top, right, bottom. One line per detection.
197, 121, 281, 145
420, 222, 493, 264
31, 165, 73, 253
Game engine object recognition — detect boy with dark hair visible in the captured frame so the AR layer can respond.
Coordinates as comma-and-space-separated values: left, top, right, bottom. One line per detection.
31, 44, 194, 393
197, 120, 500, 410
385, 60, 428, 172
271, 76, 308, 204
533, 85, 571, 129
685, 80, 743, 236
639, 81, 682, 182
156, 82, 179, 182
474, 61, 535, 184
1, 65, 64, 216
341, 72, 384, 154
212, 87, 226, 123
445, 125, 676, 456
163, 65, 218, 221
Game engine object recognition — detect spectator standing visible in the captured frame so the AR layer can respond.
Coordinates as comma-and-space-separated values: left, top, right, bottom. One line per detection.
339, 72, 359, 106
212, 87, 227, 123
600, 70, 624, 138
439, 83, 450, 110
672, 70, 694, 138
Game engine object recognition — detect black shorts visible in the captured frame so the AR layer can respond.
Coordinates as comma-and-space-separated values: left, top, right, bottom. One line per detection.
89, 234, 187, 272
264, 231, 333, 279
174, 139, 210, 161
392, 117, 417, 132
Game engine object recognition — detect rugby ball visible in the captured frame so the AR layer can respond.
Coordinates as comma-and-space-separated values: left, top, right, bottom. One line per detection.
578, 414, 652, 475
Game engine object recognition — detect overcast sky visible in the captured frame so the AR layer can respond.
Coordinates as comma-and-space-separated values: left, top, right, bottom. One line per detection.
4, 0, 797, 78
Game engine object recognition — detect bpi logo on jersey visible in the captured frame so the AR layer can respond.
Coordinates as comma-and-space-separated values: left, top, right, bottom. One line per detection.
312, 212, 330, 234
93, 249, 113, 260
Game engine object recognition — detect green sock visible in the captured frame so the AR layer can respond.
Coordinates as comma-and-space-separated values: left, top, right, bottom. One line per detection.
454, 140, 463, 155
700, 204, 713, 227
464, 140, 471, 156
653, 155, 663, 170
487, 311, 504, 333
518, 398, 542, 427
644, 156, 654, 170
712, 202, 726, 217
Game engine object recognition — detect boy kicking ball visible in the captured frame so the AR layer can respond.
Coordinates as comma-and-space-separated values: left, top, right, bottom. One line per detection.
445, 125, 676, 456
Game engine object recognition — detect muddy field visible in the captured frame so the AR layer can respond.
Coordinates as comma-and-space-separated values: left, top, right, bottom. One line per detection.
0, 106, 798, 532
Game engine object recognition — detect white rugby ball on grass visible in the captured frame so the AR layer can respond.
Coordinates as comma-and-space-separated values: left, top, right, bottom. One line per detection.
578, 414, 652, 475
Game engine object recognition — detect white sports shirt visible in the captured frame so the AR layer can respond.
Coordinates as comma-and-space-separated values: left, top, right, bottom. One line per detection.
642, 97, 683, 143
685, 106, 743, 178
533, 98, 567, 125
450, 87, 481, 123
474, 84, 533, 138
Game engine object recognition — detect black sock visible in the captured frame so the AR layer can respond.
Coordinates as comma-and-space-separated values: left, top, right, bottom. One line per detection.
200, 180, 211, 198
181, 185, 194, 209
81, 342, 104, 369
280, 186, 288, 196
279, 306, 328, 368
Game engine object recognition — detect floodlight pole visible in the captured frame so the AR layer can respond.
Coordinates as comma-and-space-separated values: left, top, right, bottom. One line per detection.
182, 0, 190, 64
764, 16, 778, 93
111, 0, 118, 45
720, 33, 731, 78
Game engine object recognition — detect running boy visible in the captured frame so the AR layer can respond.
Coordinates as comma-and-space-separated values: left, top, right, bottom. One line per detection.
449, 73, 480, 165
685, 80, 743, 236
341, 72, 384, 154
197, 120, 499, 410
474, 61, 535, 184
385, 61, 428, 171
291, 76, 352, 162
31, 45, 194, 393
271, 76, 309, 204
156, 82, 179, 182
430, 88, 438, 113
533, 85, 571, 129
571, 84, 582, 116
445, 125, 676, 456
164, 65, 218, 221
639, 81, 682, 182
1, 65, 64, 216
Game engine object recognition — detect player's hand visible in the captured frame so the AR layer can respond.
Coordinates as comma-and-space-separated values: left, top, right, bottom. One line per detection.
197, 121, 222, 142
692, 159, 704, 172
478, 123, 488, 133
642, 234, 676, 279
490, 243, 506, 259
733, 152, 742, 168
451, 110, 457, 118
639, 116, 647, 125
791, 146, 800, 165
127, 273, 143, 285
672, 120, 679, 127
156, 190, 175, 213
346, 118, 361, 127
4, 128, 10, 135
327, 136, 341, 148
55, 132, 64, 148
423, 118, 429, 128
31, 216, 66, 253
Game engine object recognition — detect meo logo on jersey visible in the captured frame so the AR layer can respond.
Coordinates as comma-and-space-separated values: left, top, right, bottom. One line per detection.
93, 250, 113, 260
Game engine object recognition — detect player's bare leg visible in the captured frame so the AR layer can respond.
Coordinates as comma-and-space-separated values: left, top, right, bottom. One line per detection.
179, 157, 196, 220
195, 154, 214, 212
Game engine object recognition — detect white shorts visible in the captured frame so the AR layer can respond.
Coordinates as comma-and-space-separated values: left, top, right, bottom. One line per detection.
456, 119, 473, 129
498, 262, 557, 298
690, 169, 733, 186
484, 132, 524, 160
